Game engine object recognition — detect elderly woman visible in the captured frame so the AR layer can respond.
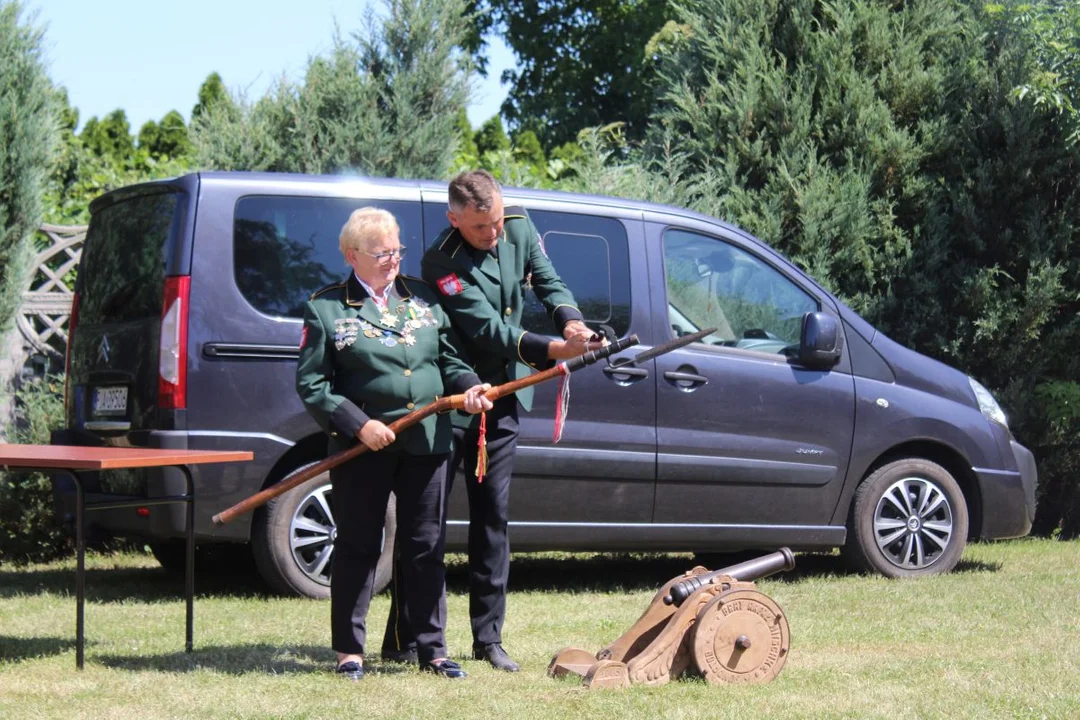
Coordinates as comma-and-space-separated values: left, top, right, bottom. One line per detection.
296, 207, 492, 680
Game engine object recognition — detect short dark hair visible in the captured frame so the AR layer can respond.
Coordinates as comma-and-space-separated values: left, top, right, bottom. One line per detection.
448, 170, 502, 213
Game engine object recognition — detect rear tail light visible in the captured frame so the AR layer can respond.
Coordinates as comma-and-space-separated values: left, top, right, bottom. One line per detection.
64, 291, 81, 415
158, 276, 191, 410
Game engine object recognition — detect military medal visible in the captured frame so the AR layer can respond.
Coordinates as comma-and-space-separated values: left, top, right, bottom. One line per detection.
333, 318, 361, 350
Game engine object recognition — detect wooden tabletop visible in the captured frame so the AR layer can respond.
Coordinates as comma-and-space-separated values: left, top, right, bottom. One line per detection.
0, 444, 253, 470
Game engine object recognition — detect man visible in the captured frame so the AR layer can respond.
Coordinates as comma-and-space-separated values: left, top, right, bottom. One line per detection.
381, 170, 602, 672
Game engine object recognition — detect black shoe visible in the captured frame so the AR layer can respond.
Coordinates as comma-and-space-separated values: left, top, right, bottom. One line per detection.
381, 647, 418, 664
336, 661, 365, 681
473, 643, 520, 672
421, 658, 467, 679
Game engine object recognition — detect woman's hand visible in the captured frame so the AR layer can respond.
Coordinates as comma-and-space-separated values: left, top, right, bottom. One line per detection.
463, 383, 494, 414
358, 419, 396, 451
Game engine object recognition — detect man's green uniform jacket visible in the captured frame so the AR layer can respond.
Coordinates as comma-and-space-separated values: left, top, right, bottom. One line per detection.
421, 206, 584, 428
296, 273, 480, 455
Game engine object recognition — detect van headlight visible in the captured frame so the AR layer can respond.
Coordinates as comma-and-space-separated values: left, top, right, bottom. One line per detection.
968, 377, 1008, 427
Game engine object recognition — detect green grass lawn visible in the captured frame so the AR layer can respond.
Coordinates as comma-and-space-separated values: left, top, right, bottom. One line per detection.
1, 539, 1078, 719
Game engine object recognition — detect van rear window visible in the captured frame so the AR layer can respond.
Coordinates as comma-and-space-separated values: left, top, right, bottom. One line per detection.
234, 196, 423, 318
79, 191, 179, 323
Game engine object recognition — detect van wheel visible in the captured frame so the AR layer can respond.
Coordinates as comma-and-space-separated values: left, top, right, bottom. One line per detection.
844, 458, 968, 577
252, 463, 397, 598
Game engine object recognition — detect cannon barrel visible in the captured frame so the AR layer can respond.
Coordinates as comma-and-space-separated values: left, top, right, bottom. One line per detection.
664, 548, 795, 606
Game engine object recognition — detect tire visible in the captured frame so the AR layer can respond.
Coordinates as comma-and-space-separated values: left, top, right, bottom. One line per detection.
844, 458, 968, 578
251, 463, 397, 598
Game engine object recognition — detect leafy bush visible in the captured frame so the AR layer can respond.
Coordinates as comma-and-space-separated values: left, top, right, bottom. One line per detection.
1029, 381, 1080, 538
0, 375, 67, 564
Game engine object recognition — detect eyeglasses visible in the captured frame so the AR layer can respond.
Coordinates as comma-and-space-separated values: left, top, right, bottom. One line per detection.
357, 246, 407, 263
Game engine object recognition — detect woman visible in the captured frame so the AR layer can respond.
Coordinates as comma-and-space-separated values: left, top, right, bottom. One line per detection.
296, 207, 492, 680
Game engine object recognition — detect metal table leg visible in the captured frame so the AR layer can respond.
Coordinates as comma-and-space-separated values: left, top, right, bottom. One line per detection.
73, 470, 86, 670
179, 464, 195, 653
68, 465, 196, 669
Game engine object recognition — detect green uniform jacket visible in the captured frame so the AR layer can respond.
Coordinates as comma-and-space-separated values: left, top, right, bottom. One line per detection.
421, 206, 583, 428
296, 273, 480, 455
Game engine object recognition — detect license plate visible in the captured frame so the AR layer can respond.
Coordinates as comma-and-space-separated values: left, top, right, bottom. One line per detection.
92, 386, 128, 416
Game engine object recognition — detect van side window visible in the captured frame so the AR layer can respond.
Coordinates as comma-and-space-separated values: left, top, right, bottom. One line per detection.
234, 196, 423, 318
520, 211, 632, 337
663, 229, 816, 354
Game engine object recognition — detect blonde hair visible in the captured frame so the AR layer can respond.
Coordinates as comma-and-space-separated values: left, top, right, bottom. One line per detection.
339, 207, 400, 256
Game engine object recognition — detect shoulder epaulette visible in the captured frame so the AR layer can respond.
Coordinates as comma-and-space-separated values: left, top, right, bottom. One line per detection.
309, 282, 345, 301
504, 205, 528, 220
437, 228, 465, 257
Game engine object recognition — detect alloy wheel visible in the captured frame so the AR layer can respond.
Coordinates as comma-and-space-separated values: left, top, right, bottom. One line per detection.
872, 476, 954, 570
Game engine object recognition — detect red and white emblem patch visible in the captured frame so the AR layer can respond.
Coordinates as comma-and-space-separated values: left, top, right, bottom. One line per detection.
437, 273, 465, 296
299, 325, 309, 350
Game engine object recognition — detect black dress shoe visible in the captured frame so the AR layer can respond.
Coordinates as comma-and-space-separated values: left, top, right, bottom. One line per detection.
421, 658, 467, 679
381, 647, 418, 664
336, 661, 365, 681
473, 643, 520, 672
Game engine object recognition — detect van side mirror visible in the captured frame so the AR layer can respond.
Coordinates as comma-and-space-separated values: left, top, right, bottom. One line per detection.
798, 312, 842, 369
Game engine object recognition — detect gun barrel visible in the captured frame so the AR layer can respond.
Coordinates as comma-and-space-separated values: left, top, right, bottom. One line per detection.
664, 548, 796, 606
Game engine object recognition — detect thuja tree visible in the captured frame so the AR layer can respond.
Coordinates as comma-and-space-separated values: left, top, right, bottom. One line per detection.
0, 2, 57, 339
192, 0, 472, 179
0, 1, 62, 562
647, 0, 1079, 534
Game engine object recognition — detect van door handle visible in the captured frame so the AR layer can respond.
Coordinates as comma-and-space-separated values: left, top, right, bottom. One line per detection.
664, 370, 708, 389
602, 366, 649, 379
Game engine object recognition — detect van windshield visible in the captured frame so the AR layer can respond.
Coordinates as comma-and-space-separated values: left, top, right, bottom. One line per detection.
79, 190, 180, 323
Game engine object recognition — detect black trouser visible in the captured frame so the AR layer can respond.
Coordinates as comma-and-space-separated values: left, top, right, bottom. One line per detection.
332, 449, 449, 664
383, 396, 519, 654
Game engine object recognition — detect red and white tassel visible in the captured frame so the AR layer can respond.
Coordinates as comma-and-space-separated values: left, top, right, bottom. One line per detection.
475, 411, 488, 483
552, 363, 571, 444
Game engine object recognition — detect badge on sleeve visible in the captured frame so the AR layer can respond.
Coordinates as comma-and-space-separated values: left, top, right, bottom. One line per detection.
299, 325, 309, 350
437, 273, 465, 296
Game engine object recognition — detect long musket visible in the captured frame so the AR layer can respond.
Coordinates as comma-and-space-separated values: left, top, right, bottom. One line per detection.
211, 328, 714, 525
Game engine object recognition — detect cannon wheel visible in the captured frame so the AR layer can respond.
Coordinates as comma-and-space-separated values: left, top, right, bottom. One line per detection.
690, 589, 790, 684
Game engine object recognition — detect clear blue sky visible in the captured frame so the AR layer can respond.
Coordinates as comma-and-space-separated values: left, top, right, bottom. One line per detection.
29, 0, 513, 134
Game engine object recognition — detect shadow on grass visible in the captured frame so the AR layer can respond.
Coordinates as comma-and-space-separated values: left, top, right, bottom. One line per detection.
482, 550, 1004, 593
0, 635, 76, 663
0, 555, 270, 602
2, 549, 1004, 603
477, 550, 834, 594
96, 643, 413, 676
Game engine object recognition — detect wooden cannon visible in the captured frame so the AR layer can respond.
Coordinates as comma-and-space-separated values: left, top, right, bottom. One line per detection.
547, 548, 795, 689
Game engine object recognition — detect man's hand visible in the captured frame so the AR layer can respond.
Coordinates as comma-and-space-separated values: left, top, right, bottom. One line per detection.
548, 336, 607, 360
463, 383, 494, 414
358, 420, 396, 451
562, 320, 595, 342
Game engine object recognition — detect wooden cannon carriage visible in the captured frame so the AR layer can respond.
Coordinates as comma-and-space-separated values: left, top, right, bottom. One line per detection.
547, 548, 795, 689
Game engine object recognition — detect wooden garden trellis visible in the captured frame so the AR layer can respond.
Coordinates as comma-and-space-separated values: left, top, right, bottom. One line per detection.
18, 224, 86, 362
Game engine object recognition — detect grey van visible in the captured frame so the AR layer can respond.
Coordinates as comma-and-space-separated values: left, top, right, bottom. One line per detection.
51, 171, 1038, 598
